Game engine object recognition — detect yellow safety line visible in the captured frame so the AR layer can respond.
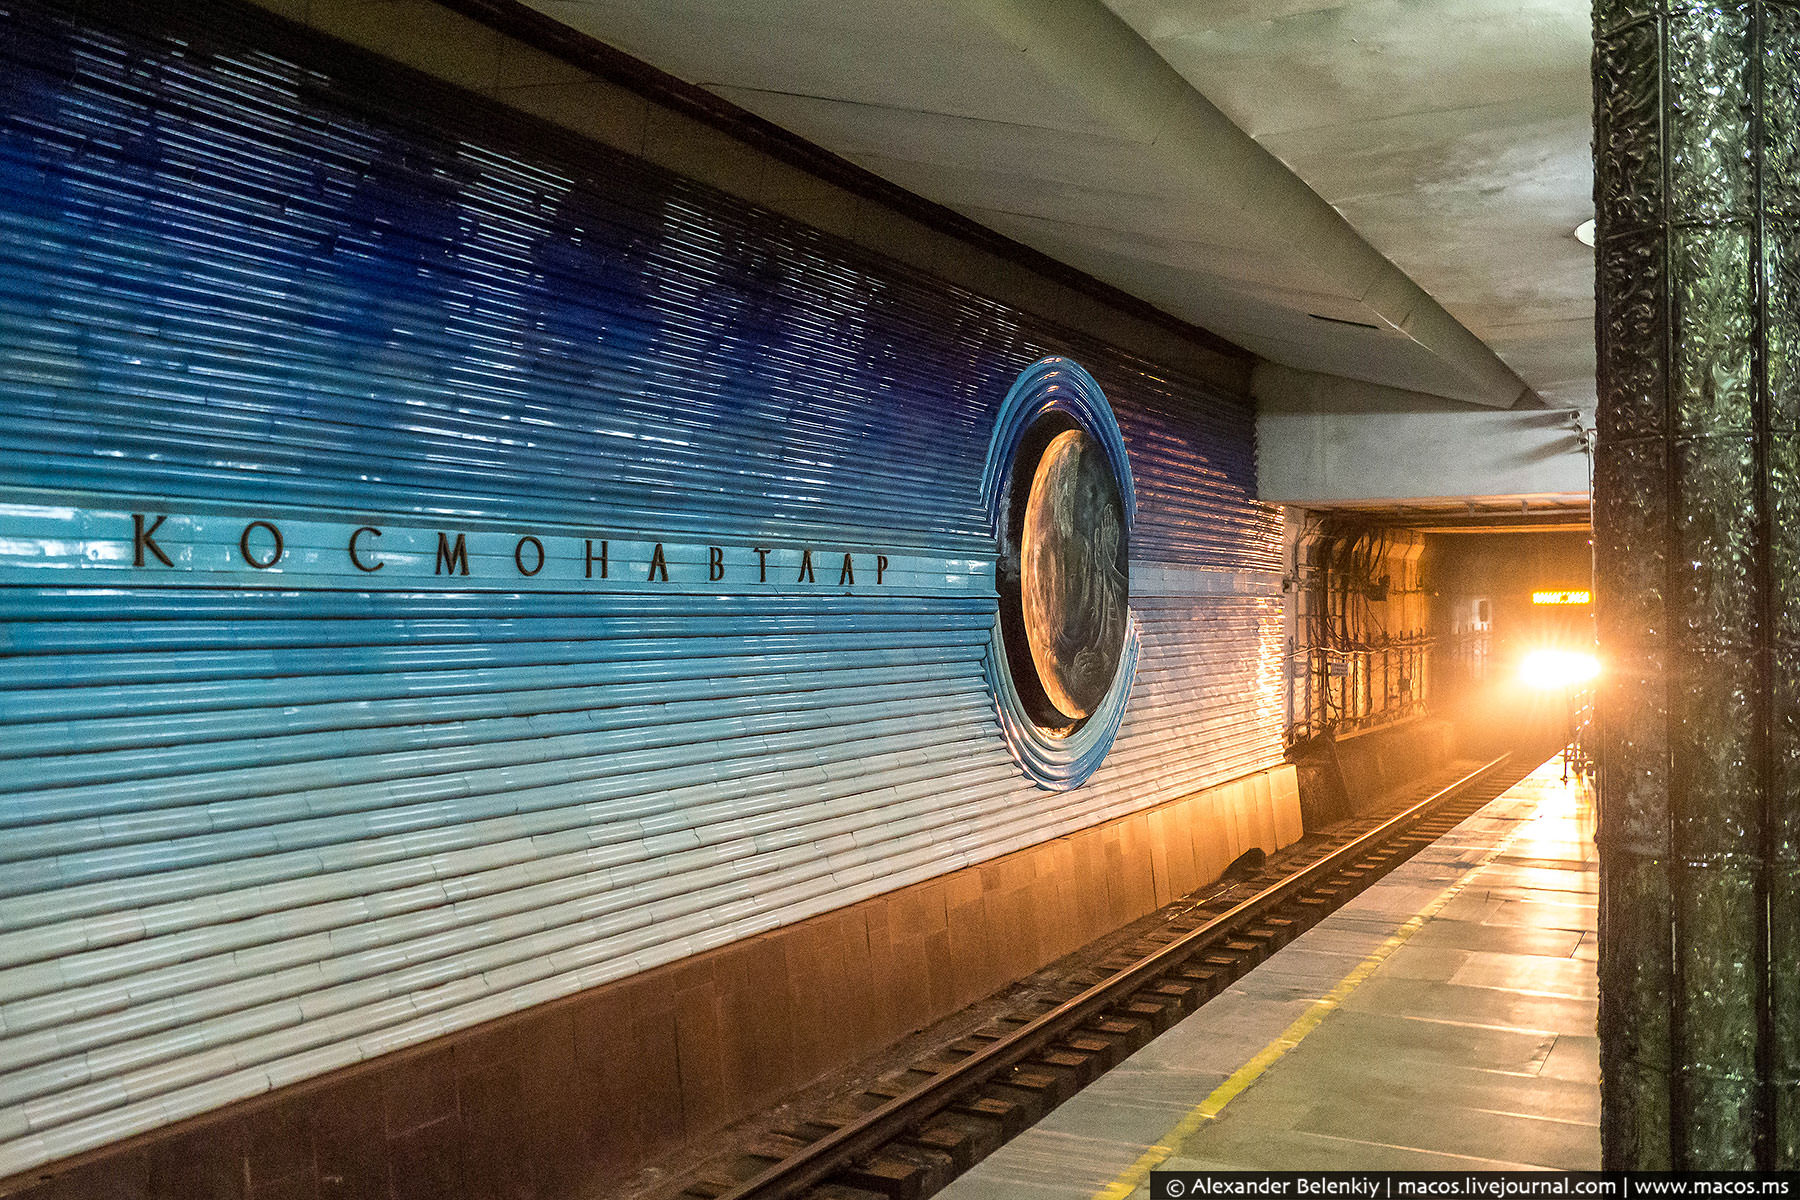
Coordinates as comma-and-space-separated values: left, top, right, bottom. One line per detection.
1090, 800, 1531, 1200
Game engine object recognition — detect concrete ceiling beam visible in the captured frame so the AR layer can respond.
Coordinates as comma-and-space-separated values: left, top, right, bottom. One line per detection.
961, 0, 1535, 408
1254, 363, 1592, 504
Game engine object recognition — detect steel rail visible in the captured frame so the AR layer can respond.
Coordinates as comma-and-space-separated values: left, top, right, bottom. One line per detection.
712, 752, 1514, 1200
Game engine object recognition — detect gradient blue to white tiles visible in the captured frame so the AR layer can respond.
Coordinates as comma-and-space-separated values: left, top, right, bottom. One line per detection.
939, 757, 1600, 1198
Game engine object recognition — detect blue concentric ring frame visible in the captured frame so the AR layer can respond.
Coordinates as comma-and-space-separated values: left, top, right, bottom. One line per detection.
982, 356, 1141, 790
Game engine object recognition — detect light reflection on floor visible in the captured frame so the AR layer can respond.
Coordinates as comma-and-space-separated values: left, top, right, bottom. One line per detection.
938, 757, 1600, 1200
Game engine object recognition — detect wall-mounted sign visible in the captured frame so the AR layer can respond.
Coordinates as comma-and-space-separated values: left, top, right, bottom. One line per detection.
0, 503, 992, 595
1531, 590, 1591, 606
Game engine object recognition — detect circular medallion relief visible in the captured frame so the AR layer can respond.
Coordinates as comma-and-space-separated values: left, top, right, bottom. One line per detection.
981, 357, 1139, 790
1020, 429, 1129, 720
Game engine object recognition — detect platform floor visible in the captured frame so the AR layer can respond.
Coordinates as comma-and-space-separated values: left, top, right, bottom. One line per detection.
938, 757, 1599, 1199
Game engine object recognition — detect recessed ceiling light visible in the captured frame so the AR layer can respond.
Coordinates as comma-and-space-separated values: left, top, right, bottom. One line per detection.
1574, 219, 1596, 247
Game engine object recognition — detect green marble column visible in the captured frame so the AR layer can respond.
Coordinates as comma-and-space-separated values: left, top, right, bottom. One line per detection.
1593, 0, 1800, 1168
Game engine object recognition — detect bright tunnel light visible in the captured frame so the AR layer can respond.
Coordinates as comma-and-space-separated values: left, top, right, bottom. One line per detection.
1520, 648, 1601, 690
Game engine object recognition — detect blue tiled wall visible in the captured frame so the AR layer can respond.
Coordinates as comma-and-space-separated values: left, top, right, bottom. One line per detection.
0, 0, 1285, 1175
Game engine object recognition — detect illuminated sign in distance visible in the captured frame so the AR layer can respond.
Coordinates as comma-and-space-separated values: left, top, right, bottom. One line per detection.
1532, 590, 1591, 605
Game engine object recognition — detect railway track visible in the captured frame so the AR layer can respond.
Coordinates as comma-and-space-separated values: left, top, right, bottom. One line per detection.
672, 752, 1535, 1200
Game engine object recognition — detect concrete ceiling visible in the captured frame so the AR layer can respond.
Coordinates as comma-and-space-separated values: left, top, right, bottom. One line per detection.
1106, 0, 1595, 410
519, 0, 1593, 410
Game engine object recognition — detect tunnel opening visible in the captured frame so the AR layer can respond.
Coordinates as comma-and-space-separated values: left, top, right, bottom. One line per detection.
1282, 512, 1593, 830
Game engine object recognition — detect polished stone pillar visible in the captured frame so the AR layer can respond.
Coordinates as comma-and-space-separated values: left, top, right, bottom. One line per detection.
1593, 0, 1800, 1168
